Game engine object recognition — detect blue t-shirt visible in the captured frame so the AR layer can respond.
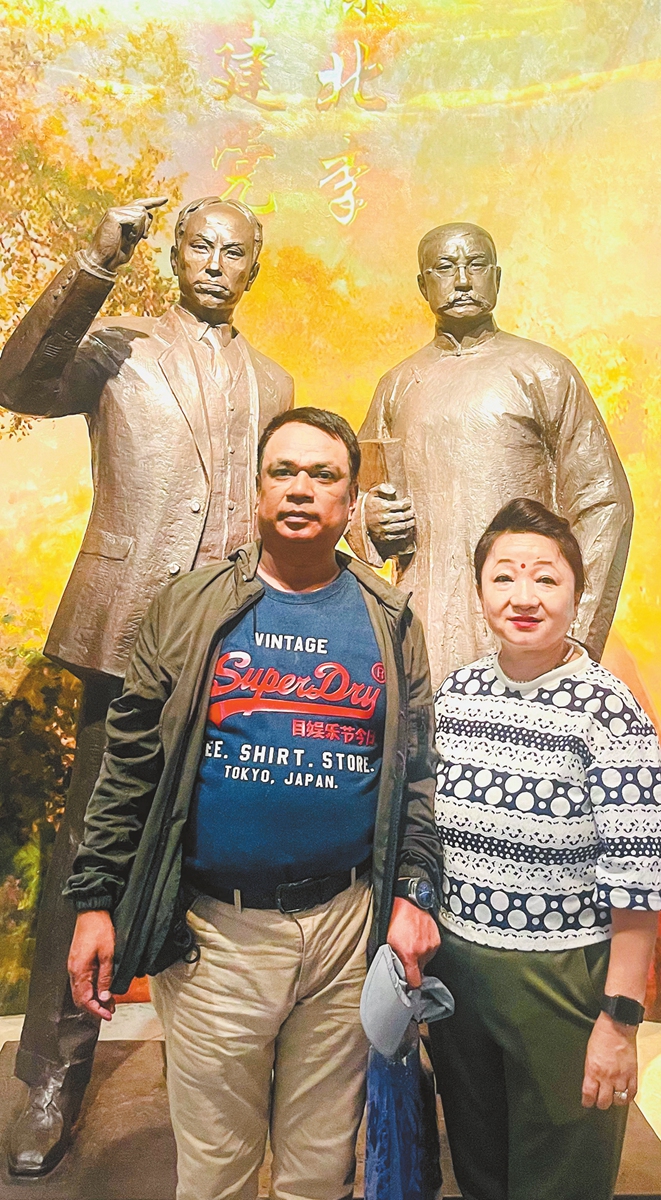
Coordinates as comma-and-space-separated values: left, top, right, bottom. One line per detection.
183, 569, 386, 894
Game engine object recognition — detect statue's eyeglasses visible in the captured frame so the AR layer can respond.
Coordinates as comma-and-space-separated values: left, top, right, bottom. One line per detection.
424, 262, 494, 278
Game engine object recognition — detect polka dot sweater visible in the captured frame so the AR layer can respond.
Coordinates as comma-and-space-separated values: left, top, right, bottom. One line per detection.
434, 648, 661, 950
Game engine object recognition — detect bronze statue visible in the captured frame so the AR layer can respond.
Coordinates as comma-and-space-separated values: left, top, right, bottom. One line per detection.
0, 195, 293, 1175
348, 222, 633, 687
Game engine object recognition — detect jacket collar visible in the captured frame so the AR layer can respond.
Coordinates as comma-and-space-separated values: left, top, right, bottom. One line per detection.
152, 305, 187, 346
171, 303, 235, 347
341, 553, 411, 620
227, 541, 411, 620
153, 304, 242, 348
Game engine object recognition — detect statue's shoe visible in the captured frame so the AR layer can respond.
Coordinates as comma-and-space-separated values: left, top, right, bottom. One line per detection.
7, 1072, 81, 1177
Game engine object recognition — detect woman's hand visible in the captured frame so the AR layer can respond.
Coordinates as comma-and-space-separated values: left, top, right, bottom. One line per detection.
582, 1011, 637, 1110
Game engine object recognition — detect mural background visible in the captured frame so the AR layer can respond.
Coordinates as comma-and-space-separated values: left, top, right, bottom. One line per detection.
1, 0, 661, 1015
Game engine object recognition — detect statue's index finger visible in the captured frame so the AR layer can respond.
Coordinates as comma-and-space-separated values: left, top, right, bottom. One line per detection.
132, 196, 169, 210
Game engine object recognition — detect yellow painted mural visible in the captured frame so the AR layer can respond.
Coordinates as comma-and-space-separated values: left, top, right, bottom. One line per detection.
1, 0, 661, 1011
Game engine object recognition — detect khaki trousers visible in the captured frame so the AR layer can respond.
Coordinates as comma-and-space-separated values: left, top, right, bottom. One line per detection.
151, 878, 372, 1200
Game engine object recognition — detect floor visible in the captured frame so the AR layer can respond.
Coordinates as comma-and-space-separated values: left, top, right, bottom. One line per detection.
0, 1005, 165, 1055
0, 1008, 658, 1198
6, 1005, 658, 1133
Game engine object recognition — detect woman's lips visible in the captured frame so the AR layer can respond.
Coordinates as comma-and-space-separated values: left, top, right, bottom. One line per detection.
509, 616, 541, 630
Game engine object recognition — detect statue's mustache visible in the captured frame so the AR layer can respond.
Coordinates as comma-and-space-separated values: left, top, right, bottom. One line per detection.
444, 291, 491, 308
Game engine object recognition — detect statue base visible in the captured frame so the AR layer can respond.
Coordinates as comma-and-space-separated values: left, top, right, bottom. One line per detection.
0, 1041, 657, 1198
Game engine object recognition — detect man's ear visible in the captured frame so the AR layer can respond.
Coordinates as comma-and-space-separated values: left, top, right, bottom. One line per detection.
417, 273, 428, 302
245, 260, 261, 293
170, 245, 179, 277
495, 264, 502, 294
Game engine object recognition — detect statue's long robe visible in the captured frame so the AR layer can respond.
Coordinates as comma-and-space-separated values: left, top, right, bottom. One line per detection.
354, 321, 633, 688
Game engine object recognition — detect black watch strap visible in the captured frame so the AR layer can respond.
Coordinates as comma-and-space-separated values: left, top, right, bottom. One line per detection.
600, 994, 646, 1027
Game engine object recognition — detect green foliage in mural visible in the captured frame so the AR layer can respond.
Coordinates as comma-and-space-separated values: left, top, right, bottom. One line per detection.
0, 661, 79, 1013
0, 0, 208, 1009
0, 0, 201, 437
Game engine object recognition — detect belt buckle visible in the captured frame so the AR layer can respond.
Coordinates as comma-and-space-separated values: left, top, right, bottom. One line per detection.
275, 878, 316, 915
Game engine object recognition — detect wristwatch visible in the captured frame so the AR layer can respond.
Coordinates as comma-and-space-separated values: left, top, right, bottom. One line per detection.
394, 877, 437, 912
600, 994, 646, 1027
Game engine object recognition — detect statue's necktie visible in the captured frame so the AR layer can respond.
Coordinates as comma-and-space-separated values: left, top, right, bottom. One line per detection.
202, 322, 234, 391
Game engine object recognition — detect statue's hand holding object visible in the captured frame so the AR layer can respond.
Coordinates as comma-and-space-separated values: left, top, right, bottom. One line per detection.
364, 483, 416, 560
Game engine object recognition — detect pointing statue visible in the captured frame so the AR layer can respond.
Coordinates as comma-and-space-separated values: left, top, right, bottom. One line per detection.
0, 195, 293, 1175
348, 222, 633, 687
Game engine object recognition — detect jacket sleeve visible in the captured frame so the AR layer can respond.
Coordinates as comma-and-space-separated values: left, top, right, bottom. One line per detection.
396, 609, 441, 893
547, 361, 633, 660
63, 594, 171, 913
0, 253, 116, 417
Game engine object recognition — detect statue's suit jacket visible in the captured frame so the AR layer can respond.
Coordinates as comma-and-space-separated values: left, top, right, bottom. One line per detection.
0, 254, 294, 679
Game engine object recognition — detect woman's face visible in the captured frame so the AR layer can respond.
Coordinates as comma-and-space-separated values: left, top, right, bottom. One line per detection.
480, 532, 579, 653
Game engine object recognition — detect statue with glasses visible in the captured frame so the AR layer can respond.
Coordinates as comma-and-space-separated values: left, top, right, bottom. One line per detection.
348, 221, 633, 687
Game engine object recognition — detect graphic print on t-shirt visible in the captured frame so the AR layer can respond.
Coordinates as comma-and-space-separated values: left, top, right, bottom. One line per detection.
183, 570, 386, 894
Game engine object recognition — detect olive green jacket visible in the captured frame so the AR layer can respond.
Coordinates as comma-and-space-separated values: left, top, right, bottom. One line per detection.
64, 543, 440, 994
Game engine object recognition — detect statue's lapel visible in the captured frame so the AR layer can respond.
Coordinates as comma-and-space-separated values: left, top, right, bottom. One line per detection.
156, 309, 211, 481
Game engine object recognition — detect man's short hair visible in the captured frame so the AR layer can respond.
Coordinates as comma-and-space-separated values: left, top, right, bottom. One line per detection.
257, 408, 361, 485
418, 222, 497, 272
473, 497, 585, 597
173, 197, 263, 262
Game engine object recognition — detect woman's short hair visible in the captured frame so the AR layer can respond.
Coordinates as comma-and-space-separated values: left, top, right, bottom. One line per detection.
474, 498, 585, 596
257, 407, 361, 485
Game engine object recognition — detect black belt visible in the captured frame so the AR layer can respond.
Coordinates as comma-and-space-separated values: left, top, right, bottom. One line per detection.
197, 857, 372, 914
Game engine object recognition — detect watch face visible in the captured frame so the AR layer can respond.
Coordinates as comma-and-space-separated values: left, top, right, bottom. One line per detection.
414, 879, 434, 909
604, 994, 645, 1026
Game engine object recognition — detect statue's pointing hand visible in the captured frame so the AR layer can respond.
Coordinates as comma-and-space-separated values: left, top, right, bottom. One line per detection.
364, 483, 416, 559
86, 196, 168, 273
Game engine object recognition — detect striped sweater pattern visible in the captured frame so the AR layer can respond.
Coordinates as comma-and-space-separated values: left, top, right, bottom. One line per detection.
434, 651, 661, 950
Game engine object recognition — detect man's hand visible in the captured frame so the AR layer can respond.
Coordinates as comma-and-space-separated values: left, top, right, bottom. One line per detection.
386, 896, 440, 988
582, 1011, 638, 1110
68, 910, 116, 1021
364, 485, 416, 559
86, 197, 168, 273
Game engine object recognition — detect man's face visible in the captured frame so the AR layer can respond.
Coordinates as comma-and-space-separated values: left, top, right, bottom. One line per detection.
418, 228, 501, 325
171, 204, 259, 323
257, 423, 357, 555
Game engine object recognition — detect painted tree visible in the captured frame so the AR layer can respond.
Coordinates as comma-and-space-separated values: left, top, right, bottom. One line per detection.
0, 0, 206, 1010
0, 0, 211, 435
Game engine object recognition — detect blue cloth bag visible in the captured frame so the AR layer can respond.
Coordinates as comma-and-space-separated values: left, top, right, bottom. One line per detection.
364, 1030, 442, 1200
362, 948, 453, 1200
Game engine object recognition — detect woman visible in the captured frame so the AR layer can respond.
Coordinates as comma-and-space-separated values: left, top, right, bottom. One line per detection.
429, 498, 661, 1200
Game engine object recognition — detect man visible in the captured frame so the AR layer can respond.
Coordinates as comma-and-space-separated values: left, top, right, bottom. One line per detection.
65, 407, 441, 1200
0, 195, 293, 1174
349, 222, 633, 687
